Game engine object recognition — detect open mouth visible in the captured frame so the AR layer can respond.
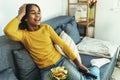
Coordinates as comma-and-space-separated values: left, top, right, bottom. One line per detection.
34, 18, 40, 22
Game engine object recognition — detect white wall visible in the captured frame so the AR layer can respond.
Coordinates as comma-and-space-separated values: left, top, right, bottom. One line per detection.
95, 0, 120, 44
0, 0, 63, 36
61, 0, 68, 15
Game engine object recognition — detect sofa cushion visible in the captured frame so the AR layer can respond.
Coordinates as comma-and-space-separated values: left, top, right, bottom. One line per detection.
42, 16, 73, 29
0, 44, 12, 72
12, 49, 40, 80
0, 68, 17, 80
0, 36, 24, 72
59, 31, 81, 63
63, 20, 81, 44
54, 26, 63, 35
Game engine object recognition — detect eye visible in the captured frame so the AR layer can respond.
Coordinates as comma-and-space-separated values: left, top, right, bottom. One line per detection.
37, 12, 41, 14
38, 12, 40, 14
30, 11, 36, 14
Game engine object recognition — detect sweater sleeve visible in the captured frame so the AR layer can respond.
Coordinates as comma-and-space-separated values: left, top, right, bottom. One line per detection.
48, 25, 77, 61
4, 18, 23, 41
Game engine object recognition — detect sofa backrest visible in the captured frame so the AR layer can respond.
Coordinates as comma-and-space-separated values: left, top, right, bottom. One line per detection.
0, 36, 23, 73
42, 16, 81, 44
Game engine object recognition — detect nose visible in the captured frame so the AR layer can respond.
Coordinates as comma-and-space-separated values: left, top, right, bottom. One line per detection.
35, 13, 40, 17
34, 12, 39, 16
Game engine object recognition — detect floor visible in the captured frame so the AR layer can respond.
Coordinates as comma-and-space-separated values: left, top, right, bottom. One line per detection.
112, 64, 120, 80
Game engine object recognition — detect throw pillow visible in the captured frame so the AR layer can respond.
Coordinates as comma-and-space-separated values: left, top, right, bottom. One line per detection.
63, 20, 81, 44
0, 68, 17, 80
12, 49, 40, 80
56, 31, 81, 63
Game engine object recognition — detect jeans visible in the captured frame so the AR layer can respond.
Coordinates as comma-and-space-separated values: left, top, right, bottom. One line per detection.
39, 56, 100, 80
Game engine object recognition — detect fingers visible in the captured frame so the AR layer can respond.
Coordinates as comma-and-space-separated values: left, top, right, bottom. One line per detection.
19, 4, 26, 10
16, 4, 27, 21
18, 4, 26, 15
86, 68, 90, 73
83, 66, 90, 73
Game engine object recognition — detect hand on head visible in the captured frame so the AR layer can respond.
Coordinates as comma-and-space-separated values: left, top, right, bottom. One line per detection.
18, 4, 26, 16
16, 4, 27, 21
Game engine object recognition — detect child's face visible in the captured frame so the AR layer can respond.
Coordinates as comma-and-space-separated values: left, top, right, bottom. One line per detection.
25, 5, 41, 27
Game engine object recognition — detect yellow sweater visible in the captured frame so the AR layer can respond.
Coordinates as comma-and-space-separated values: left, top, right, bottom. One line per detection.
4, 18, 77, 69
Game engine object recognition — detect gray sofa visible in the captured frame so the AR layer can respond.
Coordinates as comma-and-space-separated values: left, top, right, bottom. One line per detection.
0, 16, 118, 80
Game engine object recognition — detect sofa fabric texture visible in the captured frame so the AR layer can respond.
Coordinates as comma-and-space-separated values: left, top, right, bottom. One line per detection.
13, 49, 40, 80
0, 68, 18, 80
0, 45, 11, 72
0, 36, 23, 73
62, 20, 81, 44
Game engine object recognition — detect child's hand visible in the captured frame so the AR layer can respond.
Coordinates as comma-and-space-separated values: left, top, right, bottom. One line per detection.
16, 4, 26, 21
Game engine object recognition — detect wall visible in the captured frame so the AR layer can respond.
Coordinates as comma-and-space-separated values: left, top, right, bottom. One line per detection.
0, 0, 62, 36
62, 0, 120, 45
95, 0, 120, 44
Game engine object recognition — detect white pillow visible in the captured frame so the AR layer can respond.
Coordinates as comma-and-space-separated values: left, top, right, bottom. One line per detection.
55, 31, 82, 63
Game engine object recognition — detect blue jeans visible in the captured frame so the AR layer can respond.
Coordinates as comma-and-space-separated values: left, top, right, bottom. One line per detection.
39, 56, 100, 80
